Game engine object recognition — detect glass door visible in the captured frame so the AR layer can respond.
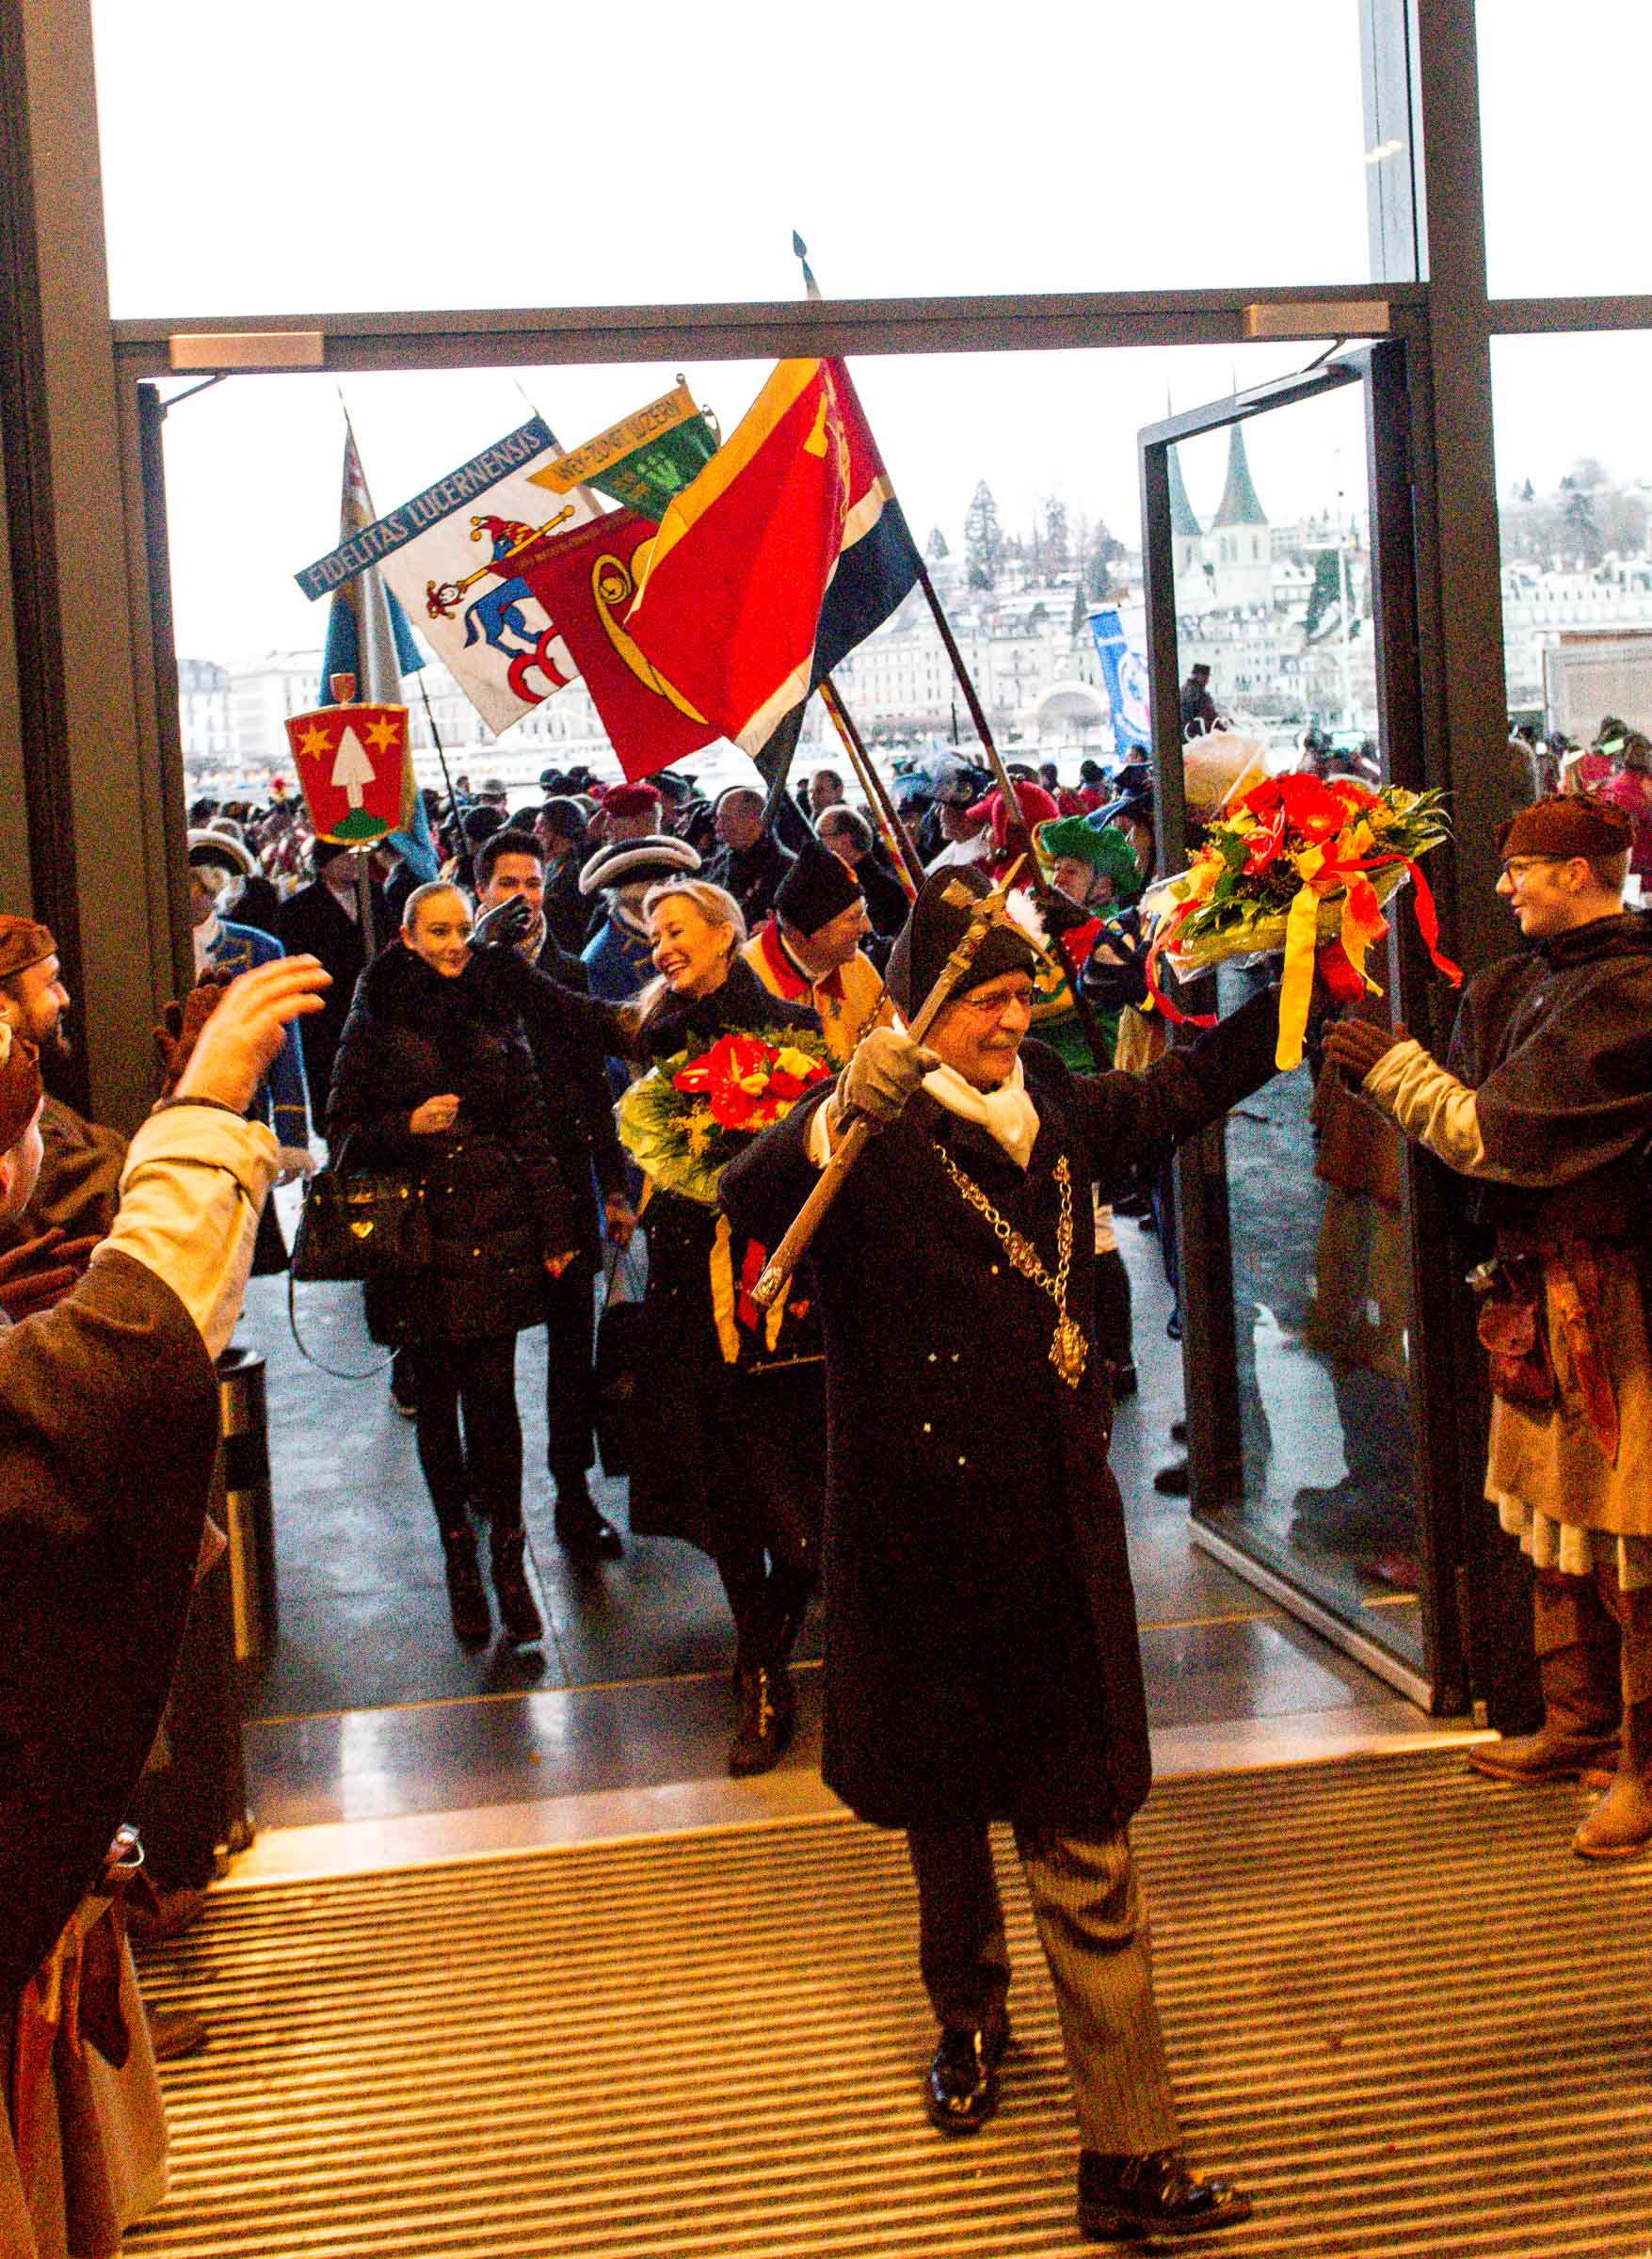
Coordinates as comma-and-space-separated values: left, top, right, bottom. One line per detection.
1136, 342, 1469, 1711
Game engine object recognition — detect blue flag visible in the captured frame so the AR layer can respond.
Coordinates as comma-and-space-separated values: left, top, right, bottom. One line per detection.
317, 432, 439, 883
1088, 606, 1152, 756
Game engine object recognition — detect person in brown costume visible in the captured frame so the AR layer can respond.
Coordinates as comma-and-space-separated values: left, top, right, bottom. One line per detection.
1326, 793, 1652, 1860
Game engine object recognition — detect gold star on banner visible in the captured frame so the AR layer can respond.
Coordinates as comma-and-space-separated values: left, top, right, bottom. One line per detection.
297, 723, 331, 759
364, 715, 400, 754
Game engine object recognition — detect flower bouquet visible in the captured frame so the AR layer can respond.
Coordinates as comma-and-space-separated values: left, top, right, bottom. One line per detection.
1142, 772, 1460, 1070
617, 1029, 834, 1206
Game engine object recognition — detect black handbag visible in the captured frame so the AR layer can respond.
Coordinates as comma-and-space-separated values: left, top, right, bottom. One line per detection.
290, 1146, 433, 1283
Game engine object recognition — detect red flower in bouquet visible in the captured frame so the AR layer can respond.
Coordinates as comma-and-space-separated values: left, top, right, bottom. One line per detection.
673, 1033, 830, 1132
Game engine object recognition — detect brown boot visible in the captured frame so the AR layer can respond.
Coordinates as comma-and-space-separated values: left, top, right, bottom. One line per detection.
1574, 1701, 1652, 1860
1468, 1640, 1620, 1784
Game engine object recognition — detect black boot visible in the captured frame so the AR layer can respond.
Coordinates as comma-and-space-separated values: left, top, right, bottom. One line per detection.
489, 1525, 544, 1646
553, 1475, 623, 1563
441, 1528, 491, 1647
729, 1659, 794, 1776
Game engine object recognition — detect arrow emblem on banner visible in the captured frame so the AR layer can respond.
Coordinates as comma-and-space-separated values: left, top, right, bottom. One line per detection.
330, 725, 376, 809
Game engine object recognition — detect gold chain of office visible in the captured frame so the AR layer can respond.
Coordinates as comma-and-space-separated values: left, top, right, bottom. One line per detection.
928, 1146, 1088, 1389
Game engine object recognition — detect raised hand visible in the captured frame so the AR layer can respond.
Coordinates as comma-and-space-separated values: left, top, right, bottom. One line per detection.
1323, 1018, 1406, 1087
837, 1025, 938, 1130
152, 972, 233, 1096
0, 1227, 99, 1320
471, 895, 534, 952
171, 956, 329, 1116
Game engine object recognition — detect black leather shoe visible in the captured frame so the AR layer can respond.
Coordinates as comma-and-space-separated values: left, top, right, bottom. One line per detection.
554, 1498, 624, 1562
1109, 1361, 1139, 1400
1152, 1459, 1191, 1497
489, 1528, 544, 1645
924, 2019, 1009, 2135
1078, 2149, 1252, 2241
441, 1530, 491, 1646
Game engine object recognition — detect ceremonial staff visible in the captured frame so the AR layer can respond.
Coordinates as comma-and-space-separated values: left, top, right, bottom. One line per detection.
791, 232, 1111, 1067
751, 860, 1025, 1307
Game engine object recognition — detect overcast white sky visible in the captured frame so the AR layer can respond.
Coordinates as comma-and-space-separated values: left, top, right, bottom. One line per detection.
87, 0, 1652, 664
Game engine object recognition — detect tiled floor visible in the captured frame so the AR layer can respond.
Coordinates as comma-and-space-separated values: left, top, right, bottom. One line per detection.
234, 1210, 1452, 1847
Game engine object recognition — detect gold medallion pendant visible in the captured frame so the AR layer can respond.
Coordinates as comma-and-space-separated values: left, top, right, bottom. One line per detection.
1050, 1315, 1088, 1388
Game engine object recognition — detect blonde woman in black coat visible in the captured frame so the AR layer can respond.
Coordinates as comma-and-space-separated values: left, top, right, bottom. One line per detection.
327, 882, 577, 1649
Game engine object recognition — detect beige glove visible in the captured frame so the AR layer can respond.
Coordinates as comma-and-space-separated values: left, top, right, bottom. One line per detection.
834, 1025, 939, 1132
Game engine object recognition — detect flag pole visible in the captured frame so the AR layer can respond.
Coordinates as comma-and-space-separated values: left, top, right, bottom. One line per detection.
790, 232, 1106, 1064
328, 668, 379, 962
414, 667, 465, 877
818, 677, 922, 896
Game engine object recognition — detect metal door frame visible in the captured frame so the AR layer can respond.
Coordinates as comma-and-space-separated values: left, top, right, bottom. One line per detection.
1138, 328, 1471, 1713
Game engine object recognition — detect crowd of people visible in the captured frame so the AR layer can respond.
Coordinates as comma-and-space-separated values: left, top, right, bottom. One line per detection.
6, 698, 1652, 2250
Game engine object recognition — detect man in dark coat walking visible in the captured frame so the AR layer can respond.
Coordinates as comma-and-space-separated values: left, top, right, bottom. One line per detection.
474, 829, 635, 1560
275, 841, 391, 1111
722, 868, 1291, 2245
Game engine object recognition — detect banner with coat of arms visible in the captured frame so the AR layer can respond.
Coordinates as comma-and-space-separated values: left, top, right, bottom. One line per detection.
284, 703, 411, 844
296, 418, 602, 738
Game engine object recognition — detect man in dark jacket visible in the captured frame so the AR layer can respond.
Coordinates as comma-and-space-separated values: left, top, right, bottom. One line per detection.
275, 842, 391, 1112
707, 786, 794, 929
1327, 793, 1652, 1861
721, 868, 1291, 2246
476, 830, 635, 1561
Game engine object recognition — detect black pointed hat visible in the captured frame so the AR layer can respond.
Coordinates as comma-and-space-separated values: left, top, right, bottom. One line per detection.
775, 838, 862, 937
886, 865, 1039, 1019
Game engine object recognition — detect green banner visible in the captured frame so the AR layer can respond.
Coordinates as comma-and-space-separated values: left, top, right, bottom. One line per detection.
531, 382, 719, 524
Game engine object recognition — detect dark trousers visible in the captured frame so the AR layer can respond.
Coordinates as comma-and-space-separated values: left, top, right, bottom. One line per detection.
408, 1334, 522, 1540
542, 1253, 598, 1491
906, 1818, 1180, 2155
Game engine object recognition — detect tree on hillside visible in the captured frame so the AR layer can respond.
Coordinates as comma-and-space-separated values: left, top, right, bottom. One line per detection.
1084, 518, 1125, 601
964, 481, 1003, 589
1069, 583, 1090, 637
926, 525, 950, 562
1044, 497, 1070, 575
1562, 478, 1604, 569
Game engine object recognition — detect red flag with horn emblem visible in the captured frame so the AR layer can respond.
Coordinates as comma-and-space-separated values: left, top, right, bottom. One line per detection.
510, 511, 720, 782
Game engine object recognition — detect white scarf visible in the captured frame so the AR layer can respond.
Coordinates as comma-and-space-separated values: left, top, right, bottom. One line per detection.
922, 1054, 1040, 1170
192, 913, 221, 979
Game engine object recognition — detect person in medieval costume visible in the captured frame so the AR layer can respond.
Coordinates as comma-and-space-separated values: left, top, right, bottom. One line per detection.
741, 839, 892, 1065
0, 954, 327, 2257
1326, 792, 1652, 1861
720, 866, 1318, 2245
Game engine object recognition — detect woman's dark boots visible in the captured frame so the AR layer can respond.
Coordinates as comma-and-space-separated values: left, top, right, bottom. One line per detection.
729, 1654, 794, 1776
441, 1527, 491, 1647
489, 1520, 544, 1646
727, 1560, 810, 1777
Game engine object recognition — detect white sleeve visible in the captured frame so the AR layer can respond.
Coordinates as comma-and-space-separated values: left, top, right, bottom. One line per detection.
88, 1106, 280, 1359
1362, 1036, 1486, 1172
806, 1099, 838, 1172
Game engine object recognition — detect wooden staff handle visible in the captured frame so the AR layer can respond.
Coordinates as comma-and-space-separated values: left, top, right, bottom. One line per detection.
750, 1113, 875, 1306
749, 859, 1026, 1307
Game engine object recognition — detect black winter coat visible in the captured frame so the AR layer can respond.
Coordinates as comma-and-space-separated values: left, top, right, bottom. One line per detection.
482, 934, 629, 1261
721, 989, 1281, 1834
326, 943, 575, 1347
708, 835, 796, 931
623, 958, 824, 1562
